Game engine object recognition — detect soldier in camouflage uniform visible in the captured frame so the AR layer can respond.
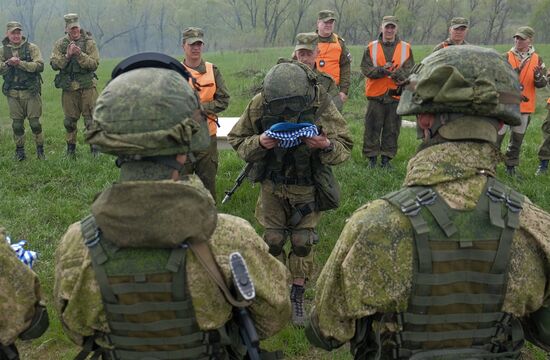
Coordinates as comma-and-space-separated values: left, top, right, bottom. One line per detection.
181, 27, 230, 200
292, 32, 343, 111
536, 101, 550, 175
0, 227, 49, 360
306, 46, 550, 359
228, 62, 352, 326
54, 53, 290, 360
432, 17, 470, 53
0, 21, 44, 161
50, 13, 99, 157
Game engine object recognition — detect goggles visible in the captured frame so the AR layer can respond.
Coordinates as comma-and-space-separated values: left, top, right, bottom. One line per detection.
265, 95, 311, 115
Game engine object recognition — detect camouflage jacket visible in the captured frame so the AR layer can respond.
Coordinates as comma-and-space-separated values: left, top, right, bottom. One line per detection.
50, 31, 99, 73
0, 37, 44, 75
432, 38, 469, 53
54, 176, 291, 346
0, 227, 43, 345
314, 67, 341, 109
310, 142, 550, 346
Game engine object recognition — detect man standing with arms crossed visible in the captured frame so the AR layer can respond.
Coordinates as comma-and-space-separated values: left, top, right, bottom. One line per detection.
0, 21, 45, 161
499, 26, 547, 176
315, 10, 351, 110
181, 27, 230, 200
361, 16, 414, 169
50, 13, 99, 157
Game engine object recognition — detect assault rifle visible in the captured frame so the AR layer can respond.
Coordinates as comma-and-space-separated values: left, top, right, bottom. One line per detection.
222, 162, 254, 204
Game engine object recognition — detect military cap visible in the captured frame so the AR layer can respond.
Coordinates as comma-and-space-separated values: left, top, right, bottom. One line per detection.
450, 17, 469, 29
182, 27, 204, 44
514, 26, 535, 40
294, 32, 318, 52
318, 10, 336, 22
382, 16, 399, 27
64, 13, 80, 29
6, 21, 22, 33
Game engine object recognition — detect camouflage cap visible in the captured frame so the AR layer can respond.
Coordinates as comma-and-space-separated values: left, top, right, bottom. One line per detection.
514, 26, 534, 40
294, 32, 318, 52
318, 10, 336, 22
397, 45, 522, 127
6, 21, 22, 33
64, 13, 79, 29
382, 16, 398, 27
450, 17, 469, 29
182, 27, 204, 44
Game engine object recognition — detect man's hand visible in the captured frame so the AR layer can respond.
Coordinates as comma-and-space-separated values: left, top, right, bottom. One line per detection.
302, 132, 331, 149
338, 92, 348, 103
6, 56, 20, 66
259, 133, 279, 149
534, 65, 544, 79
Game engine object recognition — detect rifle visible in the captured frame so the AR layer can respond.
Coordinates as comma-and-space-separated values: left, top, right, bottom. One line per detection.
222, 162, 254, 204
229, 252, 260, 360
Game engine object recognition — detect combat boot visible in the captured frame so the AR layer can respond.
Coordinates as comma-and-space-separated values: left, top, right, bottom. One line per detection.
90, 144, 100, 157
290, 284, 306, 327
36, 145, 45, 160
380, 155, 393, 169
368, 156, 377, 168
536, 160, 549, 176
66, 143, 76, 158
505, 165, 516, 177
15, 146, 26, 161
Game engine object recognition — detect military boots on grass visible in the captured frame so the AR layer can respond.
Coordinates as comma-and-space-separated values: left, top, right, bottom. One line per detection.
15, 146, 26, 161
36, 145, 45, 160
368, 156, 376, 168
536, 160, 549, 176
380, 155, 393, 169
290, 284, 306, 327
90, 144, 100, 157
66, 143, 76, 158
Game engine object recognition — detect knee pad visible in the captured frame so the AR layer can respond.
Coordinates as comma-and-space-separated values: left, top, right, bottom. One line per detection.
12, 119, 25, 136
28, 118, 42, 134
64, 117, 78, 132
263, 229, 286, 256
290, 229, 318, 257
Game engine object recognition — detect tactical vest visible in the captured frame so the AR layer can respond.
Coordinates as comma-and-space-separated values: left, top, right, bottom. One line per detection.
315, 34, 343, 85
80, 215, 229, 360
380, 178, 525, 359
54, 32, 96, 90
183, 62, 219, 136
365, 40, 410, 99
2, 41, 42, 95
507, 51, 539, 114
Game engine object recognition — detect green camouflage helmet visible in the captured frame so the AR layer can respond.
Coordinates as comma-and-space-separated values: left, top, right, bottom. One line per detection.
263, 62, 316, 103
397, 45, 522, 126
87, 67, 209, 156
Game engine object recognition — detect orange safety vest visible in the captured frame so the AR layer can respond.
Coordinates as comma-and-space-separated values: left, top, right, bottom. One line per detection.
183, 61, 218, 135
316, 34, 343, 85
364, 40, 411, 99
507, 51, 539, 113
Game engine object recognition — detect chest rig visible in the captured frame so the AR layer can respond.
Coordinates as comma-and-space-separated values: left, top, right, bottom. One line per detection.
80, 215, 228, 360
383, 177, 525, 360
2, 41, 42, 94
55, 33, 96, 90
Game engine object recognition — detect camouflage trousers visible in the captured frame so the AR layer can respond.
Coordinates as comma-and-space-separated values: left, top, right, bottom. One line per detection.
6, 91, 43, 146
538, 111, 550, 161
62, 88, 98, 144
497, 113, 530, 166
255, 180, 321, 281
363, 99, 401, 158
181, 136, 218, 201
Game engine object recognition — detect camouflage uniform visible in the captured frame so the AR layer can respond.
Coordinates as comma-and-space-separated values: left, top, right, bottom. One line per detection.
432, 38, 469, 53
314, 67, 342, 111
0, 227, 48, 357
360, 30, 415, 165
55, 56, 290, 359
50, 14, 99, 150
537, 103, 550, 174
0, 22, 44, 160
432, 17, 470, 53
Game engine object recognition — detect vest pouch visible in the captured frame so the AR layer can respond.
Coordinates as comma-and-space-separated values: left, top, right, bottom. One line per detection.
312, 159, 340, 211
54, 73, 64, 89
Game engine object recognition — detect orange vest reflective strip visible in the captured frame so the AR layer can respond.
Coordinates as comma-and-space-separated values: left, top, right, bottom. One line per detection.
507, 51, 539, 113
316, 34, 342, 85
183, 61, 218, 135
365, 40, 411, 99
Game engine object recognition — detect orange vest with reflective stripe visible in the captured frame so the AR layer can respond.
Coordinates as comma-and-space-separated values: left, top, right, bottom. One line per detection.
183, 61, 218, 135
507, 51, 539, 114
364, 40, 411, 99
316, 34, 342, 85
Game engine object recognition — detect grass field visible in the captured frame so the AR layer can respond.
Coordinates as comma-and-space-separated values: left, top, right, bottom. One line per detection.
0, 44, 549, 359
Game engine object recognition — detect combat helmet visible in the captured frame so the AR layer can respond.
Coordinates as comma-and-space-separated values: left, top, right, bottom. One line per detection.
397, 45, 522, 141
87, 52, 210, 157
262, 62, 318, 115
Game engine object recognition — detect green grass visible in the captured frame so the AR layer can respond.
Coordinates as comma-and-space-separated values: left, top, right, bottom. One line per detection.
1, 44, 549, 359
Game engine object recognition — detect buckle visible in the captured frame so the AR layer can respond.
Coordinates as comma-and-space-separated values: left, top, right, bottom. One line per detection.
416, 189, 437, 206
506, 196, 523, 213
401, 199, 421, 217
486, 186, 506, 203
84, 230, 101, 247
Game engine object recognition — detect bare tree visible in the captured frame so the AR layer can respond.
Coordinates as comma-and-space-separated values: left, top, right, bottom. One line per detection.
483, 0, 509, 45
290, 0, 314, 40
262, 0, 292, 45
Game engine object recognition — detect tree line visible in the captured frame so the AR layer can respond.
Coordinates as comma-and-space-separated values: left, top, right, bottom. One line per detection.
0, 0, 546, 58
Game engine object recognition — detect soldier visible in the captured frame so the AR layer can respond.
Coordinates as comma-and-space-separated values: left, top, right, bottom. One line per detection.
1, 227, 49, 360
361, 16, 414, 169
315, 10, 351, 109
293, 32, 342, 111
181, 27, 230, 200
0, 21, 44, 161
536, 99, 550, 175
50, 13, 100, 157
498, 26, 547, 176
306, 46, 550, 359
54, 53, 290, 360
432, 17, 470, 53
227, 62, 353, 326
